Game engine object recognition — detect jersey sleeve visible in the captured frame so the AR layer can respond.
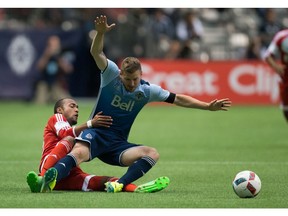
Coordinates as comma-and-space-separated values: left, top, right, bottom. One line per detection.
101, 59, 120, 87
49, 113, 76, 139
148, 84, 171, 103
264, 32, 280, 58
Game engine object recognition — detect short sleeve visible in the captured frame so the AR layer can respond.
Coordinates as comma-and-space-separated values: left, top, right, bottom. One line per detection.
148, 84, 170, 102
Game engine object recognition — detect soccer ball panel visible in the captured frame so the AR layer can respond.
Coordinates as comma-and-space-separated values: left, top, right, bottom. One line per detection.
232, 170, 261, 198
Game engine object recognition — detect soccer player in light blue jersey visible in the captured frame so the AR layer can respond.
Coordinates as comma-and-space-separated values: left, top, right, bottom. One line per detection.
42, 15, 232, 193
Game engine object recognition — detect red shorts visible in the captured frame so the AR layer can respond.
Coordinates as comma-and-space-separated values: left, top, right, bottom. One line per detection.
279, 77, 288, 106
54, 166, 114, 191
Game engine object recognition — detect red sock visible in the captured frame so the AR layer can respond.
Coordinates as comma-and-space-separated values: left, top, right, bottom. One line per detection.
40, 140, 73, 176
88, 176, 112, 191
123, 183, 138, 192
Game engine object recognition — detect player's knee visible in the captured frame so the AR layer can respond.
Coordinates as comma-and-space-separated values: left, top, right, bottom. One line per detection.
62, 136, 75, 148
147, 147, 159, 162
63, 136, 75, 143
70, 141, 90, 163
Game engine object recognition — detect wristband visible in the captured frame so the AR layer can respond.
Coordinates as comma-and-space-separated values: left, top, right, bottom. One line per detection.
87, 120, 93, 128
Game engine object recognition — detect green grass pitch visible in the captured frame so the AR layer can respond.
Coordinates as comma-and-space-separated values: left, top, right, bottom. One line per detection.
0, 100, 287, 211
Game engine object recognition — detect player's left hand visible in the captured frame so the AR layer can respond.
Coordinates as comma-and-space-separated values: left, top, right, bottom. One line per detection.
208, 98, 231, 111
91, 111, 113, 128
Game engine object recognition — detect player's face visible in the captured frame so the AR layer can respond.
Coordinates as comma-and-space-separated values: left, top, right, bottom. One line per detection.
120, 69, 142, 92
62, 99, 79, 125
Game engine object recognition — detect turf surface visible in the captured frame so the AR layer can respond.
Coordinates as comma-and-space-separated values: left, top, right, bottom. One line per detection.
0, 101, 287, 212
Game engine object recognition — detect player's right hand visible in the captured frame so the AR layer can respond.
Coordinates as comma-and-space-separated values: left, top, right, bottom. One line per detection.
275, 64, 286, 78
94, 15, 116, 34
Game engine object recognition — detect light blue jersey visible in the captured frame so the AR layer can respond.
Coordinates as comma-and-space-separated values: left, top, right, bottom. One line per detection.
91, 59, 170, 139
76, 59, 172, 165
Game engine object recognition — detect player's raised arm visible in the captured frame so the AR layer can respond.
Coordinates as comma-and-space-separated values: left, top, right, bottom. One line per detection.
90, 15, 116, 71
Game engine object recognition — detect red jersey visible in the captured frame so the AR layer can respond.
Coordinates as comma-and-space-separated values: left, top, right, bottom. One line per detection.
265, 29, 288, 106
37, 113, 117, 191
40, 113, 76, 168
265, 29, 288, 76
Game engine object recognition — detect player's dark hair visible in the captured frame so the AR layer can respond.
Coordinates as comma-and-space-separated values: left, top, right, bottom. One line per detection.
121, 57, 142, 74
54, 98, 67, 114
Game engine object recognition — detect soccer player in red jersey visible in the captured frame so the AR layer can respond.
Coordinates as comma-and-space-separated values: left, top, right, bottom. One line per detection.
27, 98, 167, 192
264, 29, 288, 122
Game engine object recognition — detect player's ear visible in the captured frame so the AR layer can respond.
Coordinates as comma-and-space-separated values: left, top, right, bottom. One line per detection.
57, 107, 63, 114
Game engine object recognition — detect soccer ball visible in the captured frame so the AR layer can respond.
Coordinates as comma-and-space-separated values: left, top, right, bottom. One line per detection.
232, 170, 261, 198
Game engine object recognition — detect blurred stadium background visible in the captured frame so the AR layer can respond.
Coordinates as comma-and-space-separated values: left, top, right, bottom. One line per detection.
0, 8, 287, 104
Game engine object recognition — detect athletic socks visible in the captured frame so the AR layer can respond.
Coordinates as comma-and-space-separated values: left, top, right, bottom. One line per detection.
107, 177, 137, 192
40, 140, 74, 176
117, 156, 156, 186
53, 154, 77, 182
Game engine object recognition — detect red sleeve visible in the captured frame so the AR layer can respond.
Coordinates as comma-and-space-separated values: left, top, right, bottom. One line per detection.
49, 113, 76, 139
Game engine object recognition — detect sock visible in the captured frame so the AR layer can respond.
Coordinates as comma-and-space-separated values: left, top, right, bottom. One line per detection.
40, 140, 73, 176
87, 176, 112, 191
117, 156, 156, 186
54, 154, 77, 182
123, 183, 138, 192
283, 110, 288, 122
108, 177, 137, 192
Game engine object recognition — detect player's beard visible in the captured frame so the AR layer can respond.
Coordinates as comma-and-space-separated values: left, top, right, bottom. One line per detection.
69, 116, 78, 126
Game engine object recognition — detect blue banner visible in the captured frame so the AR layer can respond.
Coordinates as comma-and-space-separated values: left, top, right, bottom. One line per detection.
0, 29, 88, 100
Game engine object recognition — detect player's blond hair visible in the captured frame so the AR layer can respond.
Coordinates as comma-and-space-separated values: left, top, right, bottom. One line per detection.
121, 57, 142, 74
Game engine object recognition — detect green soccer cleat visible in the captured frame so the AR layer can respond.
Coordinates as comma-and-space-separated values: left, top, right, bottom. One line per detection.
26, 171, 43, 193
40, 167, 58, 193
105, 181, 124, 193
134, 176, 170, 193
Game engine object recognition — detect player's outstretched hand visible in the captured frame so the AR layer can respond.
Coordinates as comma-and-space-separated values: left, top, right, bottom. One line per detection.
91, 111, 113, 128
94, 15, 116, 34
208, 98, 231, 111
274, 63, 286, 78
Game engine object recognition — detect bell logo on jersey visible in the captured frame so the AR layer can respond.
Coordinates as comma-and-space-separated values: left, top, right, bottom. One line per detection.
111, 95, 135, 111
